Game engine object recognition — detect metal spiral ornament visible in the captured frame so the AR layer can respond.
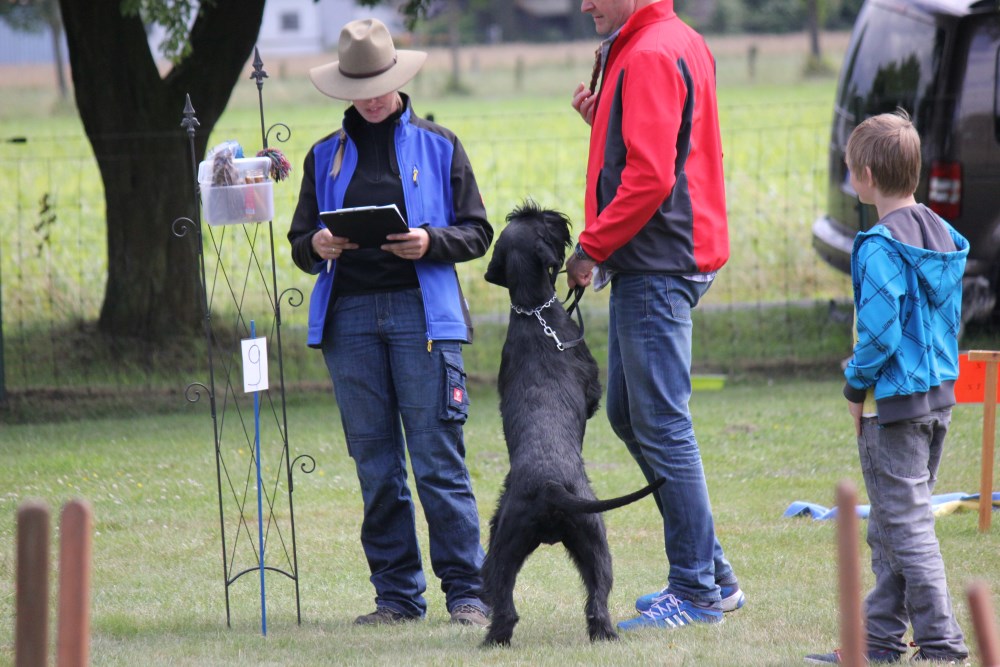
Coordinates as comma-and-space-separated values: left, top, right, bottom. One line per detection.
184, 382, 212, 404
279, 288, 303, 309
291, 454, 316, 475
265, 122, 291, 146
172, 216, 197, 239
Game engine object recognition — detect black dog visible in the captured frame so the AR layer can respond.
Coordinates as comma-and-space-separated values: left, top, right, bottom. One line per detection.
481, 202, 663, 646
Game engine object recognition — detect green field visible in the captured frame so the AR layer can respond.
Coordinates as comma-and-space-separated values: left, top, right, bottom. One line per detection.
0, 45, 854, 396
2, 379, 997, 666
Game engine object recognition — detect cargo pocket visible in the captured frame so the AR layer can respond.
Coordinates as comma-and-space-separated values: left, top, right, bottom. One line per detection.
440, 348, 469, 423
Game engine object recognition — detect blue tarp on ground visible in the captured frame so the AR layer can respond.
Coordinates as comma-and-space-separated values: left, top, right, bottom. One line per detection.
784, 492, 1000, 521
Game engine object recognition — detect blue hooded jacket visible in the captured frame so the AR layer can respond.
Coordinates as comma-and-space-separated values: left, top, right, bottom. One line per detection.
843, 204, 969, 424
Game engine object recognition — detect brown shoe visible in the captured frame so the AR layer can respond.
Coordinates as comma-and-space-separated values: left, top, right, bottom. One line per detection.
450, 603, 489, 627
354, 607, 419, 625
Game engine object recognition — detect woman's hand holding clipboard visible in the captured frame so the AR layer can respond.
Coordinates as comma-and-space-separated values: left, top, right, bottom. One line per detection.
314, 204, 428, 271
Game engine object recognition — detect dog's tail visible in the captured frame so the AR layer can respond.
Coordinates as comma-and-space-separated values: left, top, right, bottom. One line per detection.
541, 478, 664, 514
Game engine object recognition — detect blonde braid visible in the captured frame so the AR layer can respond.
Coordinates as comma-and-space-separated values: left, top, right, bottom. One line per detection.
329, 129, 346, 179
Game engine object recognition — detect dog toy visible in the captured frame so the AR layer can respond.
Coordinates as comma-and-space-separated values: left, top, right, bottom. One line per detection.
256, 147, 292, 182
210, 148, 239, 186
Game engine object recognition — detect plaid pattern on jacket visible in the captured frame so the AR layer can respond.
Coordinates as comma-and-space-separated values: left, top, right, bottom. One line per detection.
844, 204, 969, 423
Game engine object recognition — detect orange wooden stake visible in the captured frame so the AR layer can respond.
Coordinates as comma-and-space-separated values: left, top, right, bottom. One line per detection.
15, 501, 50, 667
837, 479, 865, 667
968, 580, 1000, 667
56, 499, 93, 667
968, 350, 1000, 532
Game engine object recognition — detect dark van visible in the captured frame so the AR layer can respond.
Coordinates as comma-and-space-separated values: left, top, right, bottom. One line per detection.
812, 0, 1000, 323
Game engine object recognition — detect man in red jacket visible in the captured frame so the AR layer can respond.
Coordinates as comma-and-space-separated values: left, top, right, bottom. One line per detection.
567, 0, 743, 631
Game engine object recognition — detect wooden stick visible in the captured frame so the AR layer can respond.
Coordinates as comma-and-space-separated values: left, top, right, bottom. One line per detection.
57, 499, 92, 667
969, 351, 1000, 533
15, 501, 50, 667
967, 580, 1000, 667
837, 479, 865, 667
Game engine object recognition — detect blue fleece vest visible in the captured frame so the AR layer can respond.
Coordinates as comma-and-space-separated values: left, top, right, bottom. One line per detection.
305, 104, 471, 347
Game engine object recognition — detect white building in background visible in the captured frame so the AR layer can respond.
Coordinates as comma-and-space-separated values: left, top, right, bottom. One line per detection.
258, 0, 403, 56
0, 0, 404, 65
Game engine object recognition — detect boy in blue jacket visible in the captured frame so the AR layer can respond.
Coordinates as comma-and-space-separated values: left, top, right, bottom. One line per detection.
807, 111, 970, 664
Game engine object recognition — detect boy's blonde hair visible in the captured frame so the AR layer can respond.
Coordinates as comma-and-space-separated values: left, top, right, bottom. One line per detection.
845, 109, 921, 197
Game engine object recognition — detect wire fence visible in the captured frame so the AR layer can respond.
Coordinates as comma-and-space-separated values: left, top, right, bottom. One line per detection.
0, 100, 855, 403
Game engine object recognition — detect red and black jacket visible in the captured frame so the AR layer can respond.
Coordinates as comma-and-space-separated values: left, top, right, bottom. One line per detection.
581, 0, 729, 275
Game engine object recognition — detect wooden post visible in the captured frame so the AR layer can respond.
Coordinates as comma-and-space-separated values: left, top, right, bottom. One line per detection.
968, 350, 1000, 532
15, 501, 50, 667
967, 580, 1000, 667
837, 480, 865, 667
56, 499, 92, 667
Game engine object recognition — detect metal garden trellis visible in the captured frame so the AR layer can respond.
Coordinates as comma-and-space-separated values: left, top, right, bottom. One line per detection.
173, 48, 315, 631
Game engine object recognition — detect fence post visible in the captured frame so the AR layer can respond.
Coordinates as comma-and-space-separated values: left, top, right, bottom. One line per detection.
967, 580, 1000, 667
968, 350, 1000, 532
56, 499, 92, 667
837, 480, 865, 667
15, 501, 50, 667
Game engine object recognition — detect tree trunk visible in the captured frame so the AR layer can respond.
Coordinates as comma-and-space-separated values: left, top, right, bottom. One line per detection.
447, 0, 462, 92
806, 0, 822, 59
58, 0, 265, 341
47, 13, 67, 99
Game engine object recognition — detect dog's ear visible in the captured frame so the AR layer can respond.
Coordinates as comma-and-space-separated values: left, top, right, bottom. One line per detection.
484, 244, 507, 287
535, 235, 564, 274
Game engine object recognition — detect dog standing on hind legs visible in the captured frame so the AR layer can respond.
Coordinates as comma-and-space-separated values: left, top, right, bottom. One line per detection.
481, 202, 664, 646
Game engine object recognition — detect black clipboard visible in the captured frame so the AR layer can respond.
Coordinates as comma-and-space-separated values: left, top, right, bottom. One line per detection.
319, 204, 408, 249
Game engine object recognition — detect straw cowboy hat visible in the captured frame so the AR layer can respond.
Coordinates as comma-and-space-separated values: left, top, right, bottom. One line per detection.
309, 18, 427, 101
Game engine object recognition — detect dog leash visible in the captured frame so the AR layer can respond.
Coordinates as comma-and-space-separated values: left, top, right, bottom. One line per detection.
510, 291, 585, 351
563, 284, 585, 318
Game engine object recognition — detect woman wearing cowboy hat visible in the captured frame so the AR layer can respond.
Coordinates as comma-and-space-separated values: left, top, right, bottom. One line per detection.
288, 18, 493, 628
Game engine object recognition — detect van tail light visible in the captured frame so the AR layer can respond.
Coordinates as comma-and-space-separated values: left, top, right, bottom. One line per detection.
928, 161, 962, 220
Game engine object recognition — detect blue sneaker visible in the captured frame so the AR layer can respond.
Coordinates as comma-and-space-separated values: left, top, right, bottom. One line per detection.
618, 593, 723, 631
635, 583, 746, 613
803, 648, 901, 663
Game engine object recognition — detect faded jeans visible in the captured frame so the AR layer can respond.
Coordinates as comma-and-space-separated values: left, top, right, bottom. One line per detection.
606, 274, 736, 607
858, 411, 967, 658
322, 289, 486, 617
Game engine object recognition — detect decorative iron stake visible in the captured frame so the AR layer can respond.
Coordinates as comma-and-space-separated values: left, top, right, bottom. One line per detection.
175, 47, 311, 631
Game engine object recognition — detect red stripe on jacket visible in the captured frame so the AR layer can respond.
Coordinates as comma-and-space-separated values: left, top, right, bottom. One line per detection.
581, 0, 729, 275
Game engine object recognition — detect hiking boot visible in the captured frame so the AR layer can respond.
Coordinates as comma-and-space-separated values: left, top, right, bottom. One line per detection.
803, 648, 901, 663
354, 606, 419, 625
450, 603, 489, 627
635, 582, 746, 613
910, 648, 970, 664
617, 593, 723, 631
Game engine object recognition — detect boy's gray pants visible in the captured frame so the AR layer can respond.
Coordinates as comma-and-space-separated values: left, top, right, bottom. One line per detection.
858, 409, 968, 659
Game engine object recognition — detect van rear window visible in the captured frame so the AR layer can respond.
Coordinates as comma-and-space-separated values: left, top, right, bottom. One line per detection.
836, 1, 940, 122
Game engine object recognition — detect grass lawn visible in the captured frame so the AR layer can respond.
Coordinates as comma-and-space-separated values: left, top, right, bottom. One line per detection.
2, 31, 998, 665
1, 377, 997, 666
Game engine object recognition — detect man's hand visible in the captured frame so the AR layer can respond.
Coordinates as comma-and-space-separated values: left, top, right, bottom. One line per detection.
571, 82, 596, 126
847, 400, 864, 437
566, 253, 596, 290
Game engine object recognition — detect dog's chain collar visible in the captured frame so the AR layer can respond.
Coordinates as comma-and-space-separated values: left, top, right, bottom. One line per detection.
510, 292, 583, 351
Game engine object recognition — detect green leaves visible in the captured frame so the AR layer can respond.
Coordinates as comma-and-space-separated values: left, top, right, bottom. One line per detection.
119, 0, 213, 62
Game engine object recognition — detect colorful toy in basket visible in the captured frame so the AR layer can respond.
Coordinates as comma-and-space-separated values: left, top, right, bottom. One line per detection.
198, 141, 276, 225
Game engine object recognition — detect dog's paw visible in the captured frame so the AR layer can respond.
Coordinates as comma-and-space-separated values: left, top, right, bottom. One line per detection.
590, 626, 619, 642
481, 633, 512, 648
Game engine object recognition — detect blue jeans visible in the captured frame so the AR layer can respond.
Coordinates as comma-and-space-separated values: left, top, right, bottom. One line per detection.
321, 289, 486, 617
859, 411, 967, 657
606, 274, 735, 606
